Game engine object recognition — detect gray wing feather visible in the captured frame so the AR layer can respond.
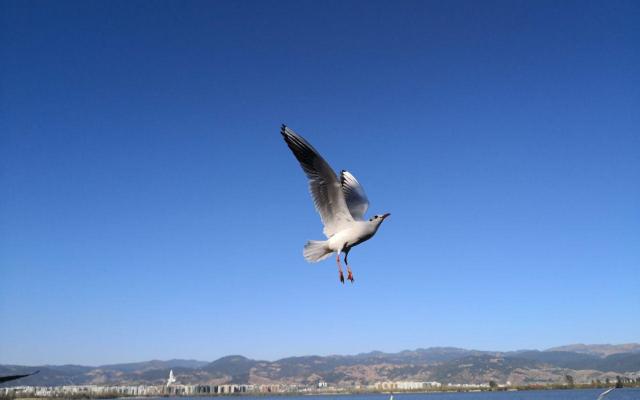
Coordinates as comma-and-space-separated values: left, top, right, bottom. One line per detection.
340, 170, 369, 220
281, 125, 354, 237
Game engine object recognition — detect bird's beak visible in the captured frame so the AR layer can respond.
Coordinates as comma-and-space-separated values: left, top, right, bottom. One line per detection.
381, 213, 391, 220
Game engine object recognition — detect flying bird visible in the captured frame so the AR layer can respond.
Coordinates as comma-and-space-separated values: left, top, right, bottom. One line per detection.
281, 125, 390, 283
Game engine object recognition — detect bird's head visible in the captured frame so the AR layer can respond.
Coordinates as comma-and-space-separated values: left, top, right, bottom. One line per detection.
368, 213, 391, 227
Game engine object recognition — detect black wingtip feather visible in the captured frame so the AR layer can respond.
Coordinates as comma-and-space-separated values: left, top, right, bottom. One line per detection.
279, 125, 327, 172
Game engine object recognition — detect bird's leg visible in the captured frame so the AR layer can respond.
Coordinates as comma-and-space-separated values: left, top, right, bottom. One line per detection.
345, 250, 354, 283
336, 252, 344, 284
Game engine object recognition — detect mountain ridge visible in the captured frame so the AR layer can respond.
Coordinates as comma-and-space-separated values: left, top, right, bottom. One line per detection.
2, 344, 639, 388
546, 343, 640, 357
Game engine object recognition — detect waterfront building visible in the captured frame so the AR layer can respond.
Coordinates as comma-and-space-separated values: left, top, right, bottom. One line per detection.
167, 369, 177, 386
373, 381, 442, 391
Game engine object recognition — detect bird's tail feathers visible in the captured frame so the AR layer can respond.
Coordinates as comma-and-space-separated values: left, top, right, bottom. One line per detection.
303, 240, 332, 262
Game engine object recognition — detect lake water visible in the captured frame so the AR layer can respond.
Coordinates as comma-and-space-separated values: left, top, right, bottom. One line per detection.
161, 389, 640, 400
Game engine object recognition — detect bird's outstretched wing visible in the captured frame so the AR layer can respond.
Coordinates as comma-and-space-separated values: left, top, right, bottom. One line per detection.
281, 125, 354, 237
0, 370, 39, 383
340, 170, 369, 220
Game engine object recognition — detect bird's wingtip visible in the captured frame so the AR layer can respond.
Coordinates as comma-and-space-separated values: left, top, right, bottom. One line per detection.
280, 124, 291, 140
281, 124, 300, 140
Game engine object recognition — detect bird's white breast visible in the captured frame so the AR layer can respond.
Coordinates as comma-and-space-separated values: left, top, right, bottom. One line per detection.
326, 221, 376, 252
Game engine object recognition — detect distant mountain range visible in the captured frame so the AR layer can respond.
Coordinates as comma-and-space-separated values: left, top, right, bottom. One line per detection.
2, 344, 639, 387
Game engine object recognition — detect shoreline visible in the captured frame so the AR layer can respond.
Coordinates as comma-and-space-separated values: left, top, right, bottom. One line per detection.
3, 385, 639, 400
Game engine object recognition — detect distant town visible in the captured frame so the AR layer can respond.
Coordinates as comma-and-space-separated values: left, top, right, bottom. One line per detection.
1, 372, 443, 398
2, 344, 639, 398
2, 369, 639, 399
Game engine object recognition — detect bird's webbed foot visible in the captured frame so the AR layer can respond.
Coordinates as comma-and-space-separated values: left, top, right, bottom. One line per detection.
339, 270, 345, 284
347, 269, 354, 283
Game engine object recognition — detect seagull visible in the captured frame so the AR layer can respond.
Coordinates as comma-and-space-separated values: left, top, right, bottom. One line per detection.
281, 124, 390, 284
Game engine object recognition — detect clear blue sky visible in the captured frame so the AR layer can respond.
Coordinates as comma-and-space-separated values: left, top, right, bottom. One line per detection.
1, 0, 638, 366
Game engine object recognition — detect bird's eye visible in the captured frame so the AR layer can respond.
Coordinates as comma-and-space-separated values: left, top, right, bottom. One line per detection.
374, 216, 378, 219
